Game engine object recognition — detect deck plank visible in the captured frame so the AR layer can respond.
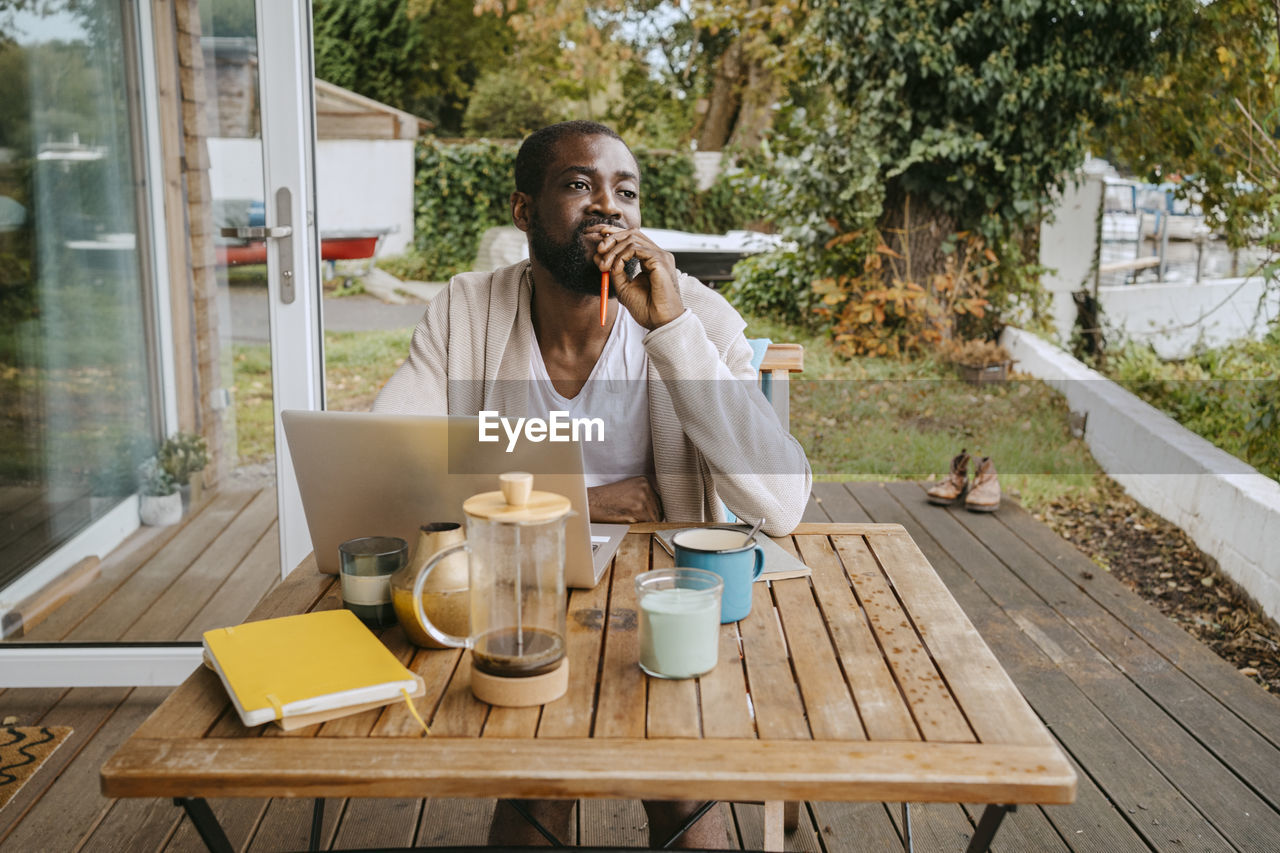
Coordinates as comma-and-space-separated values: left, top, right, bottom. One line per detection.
65, 490, 257, 642
579, 798, 650, 846
14, 499, 189, 641
331, 797, 422, 848
79, 794, 183, 853
959, 802, 1072, 853
120, 489, 276, 641
178, 516, 280, 641
245, 796, 343, 852
733, 800, 823, 852
800, 492, 827, 524
0, 686, 159, 850
996, 499, 1280, 749
416, 797, 497, 845
810, 481, 872, 524
163, 799, 268, 852
852, 482, 1241, 851
935, 494, 1280, 822
808, 801, 903, 850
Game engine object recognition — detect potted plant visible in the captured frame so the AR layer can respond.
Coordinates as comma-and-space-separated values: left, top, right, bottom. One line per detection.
138, 457, 182, 526
944, 339, 1016, 384
157, 431, 209, 510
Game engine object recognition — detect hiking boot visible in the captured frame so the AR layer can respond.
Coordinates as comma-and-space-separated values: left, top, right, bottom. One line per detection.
926, 450, 969, 505
964, 456, 1001, 512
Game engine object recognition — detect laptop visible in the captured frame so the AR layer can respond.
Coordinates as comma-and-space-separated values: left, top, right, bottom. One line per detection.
281, 411, 628, 588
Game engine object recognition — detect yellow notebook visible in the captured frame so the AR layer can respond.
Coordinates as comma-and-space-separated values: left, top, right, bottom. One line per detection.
202, 609, 425, 730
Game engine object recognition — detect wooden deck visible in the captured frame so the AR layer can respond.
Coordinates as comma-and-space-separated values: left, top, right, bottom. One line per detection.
2, 482, 1278, 852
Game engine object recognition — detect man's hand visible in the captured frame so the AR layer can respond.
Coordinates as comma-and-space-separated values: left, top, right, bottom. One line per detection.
588, 475, 662, 524
586, 225, 684, 330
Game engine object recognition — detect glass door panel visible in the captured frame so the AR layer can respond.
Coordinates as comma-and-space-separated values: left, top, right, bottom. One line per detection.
0, 2, 158, 594
0, 0, 320, 673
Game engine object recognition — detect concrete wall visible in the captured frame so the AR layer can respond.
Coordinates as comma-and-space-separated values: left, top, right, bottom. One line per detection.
1039, 170, 1103, 344
1098, 276, 1278, 359
1000, 327, 1280, 624
208, 137, 413, 256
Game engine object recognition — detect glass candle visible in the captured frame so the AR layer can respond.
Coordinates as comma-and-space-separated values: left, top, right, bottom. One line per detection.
338, 536, 406, 628
635, 568, 722, 679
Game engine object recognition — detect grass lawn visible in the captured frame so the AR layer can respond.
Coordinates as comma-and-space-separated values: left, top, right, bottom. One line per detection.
230, 312, 1103, 511
230, 328, 412, 465
742, 313, 1104, 510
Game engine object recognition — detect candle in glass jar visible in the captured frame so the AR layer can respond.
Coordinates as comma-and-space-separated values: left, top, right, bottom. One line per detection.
636, 568, 722, 679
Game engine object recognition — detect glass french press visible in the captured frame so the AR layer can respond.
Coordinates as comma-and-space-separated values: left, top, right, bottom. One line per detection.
409, 472, 571, 706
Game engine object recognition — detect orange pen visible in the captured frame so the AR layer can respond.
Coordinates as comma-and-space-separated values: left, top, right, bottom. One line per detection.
600, 270, 608, 326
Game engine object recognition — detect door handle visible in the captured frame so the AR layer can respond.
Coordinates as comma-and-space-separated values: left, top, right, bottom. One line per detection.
219, 225, 292, 239
218, 189, 296, 304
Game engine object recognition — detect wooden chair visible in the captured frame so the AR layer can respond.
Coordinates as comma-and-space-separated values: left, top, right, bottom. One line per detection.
755, 342, 804, 433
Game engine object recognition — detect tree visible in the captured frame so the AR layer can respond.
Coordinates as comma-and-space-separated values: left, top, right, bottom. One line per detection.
689, 0, 806, 151
732, 0, 1191, 344
315, 0, 514, 132
462, 69, 563, 137
1097, 1, 1279, 248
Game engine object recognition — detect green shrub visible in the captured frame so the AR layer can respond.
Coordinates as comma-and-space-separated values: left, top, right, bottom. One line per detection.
1107, 329, 1280, 481
412, 138, 517, 278
633, 151, 700, 231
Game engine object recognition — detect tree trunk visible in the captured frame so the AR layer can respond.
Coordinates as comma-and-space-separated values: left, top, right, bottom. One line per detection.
728, 49, 778, 150
878, 182, 956, 286
695, 39, 742, 151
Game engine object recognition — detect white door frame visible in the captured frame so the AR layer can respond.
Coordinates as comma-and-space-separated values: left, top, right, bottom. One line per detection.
258, 0, 326, 580
0, 0, 323, 688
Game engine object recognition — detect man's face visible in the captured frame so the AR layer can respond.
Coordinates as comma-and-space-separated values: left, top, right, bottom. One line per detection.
522, 134, 641, 296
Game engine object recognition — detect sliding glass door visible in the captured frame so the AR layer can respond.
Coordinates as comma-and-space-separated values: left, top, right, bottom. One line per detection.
0, 0, 322, 685
0, 0, 160, 597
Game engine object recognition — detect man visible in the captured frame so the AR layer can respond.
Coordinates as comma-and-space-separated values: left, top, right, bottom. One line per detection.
375, 120, 811, 846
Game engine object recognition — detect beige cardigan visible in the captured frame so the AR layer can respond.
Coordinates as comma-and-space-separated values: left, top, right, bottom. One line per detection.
373, 261, 812, 535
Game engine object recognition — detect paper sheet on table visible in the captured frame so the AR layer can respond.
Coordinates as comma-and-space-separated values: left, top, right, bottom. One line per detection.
653, 526, 812, 581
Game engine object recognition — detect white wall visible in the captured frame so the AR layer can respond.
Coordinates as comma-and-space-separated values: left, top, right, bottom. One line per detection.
1098, 276, 1278, 360
208, 137, 414, 257
315, 139, 413, 256
1039, 170, 1104, 343
1001, 327, 1280, 625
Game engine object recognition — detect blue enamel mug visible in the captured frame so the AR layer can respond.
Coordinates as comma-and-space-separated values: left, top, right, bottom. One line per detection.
672, 527, 764, 623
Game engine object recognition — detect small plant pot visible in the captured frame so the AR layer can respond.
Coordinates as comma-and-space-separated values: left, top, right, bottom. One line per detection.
955, 360, 1013, 385
139, 492, 183, 526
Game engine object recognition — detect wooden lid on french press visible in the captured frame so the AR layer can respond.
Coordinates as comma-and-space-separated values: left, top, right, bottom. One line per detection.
462, 472, 571, 524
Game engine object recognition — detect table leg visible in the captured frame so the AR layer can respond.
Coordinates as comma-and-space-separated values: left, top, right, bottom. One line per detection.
901, 803, 913, 853
310, 798, 325, 851
965, 804, 1016, 853
174, 797, 234, 853
763, 801, 784, 852
657, 800, 717, 849
506, 799, 567, 846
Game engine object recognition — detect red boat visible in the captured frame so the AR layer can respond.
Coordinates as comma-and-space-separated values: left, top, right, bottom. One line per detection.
216, 228, 391, 266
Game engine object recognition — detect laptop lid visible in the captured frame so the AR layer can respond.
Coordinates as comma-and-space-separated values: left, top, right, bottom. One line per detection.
281, 410, 622, 588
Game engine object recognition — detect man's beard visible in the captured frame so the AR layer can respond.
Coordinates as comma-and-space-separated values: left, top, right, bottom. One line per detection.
528, 211, 616, 296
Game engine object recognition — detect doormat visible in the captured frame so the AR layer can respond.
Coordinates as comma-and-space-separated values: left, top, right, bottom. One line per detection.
0, 726, 73, 810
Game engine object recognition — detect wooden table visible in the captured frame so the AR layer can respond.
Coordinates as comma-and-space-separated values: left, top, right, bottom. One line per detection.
101, 523, 1075, 852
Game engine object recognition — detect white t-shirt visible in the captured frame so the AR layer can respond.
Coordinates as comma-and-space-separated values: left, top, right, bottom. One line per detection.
529, 309, 652, 488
